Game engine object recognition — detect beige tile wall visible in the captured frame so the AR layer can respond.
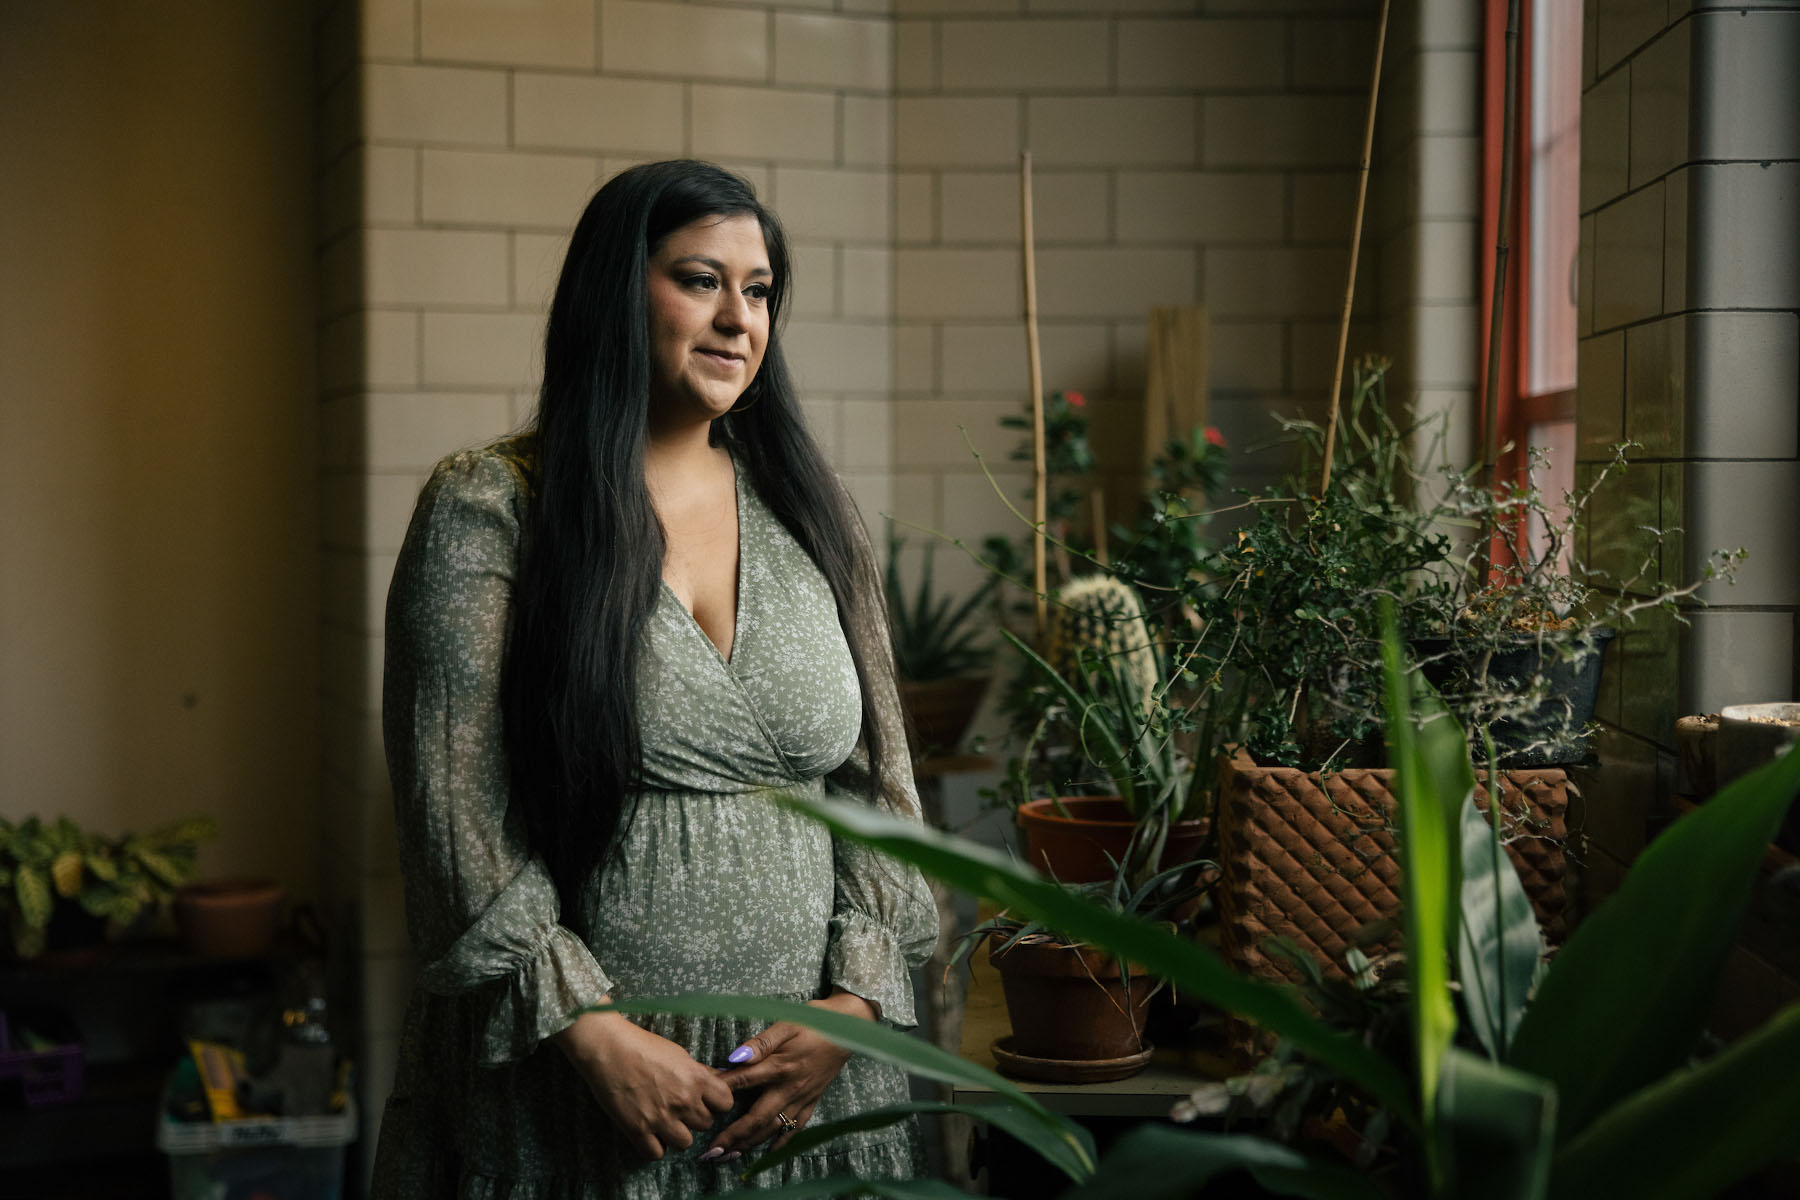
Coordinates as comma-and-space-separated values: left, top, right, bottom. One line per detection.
315, 0, 900, 1155
892, 2, 1386, 598
320, 0, 1460, 1160
1372, 0, 1482, 483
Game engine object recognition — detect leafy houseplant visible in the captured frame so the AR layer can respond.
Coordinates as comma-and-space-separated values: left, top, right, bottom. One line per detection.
612, 620, 1800, 1199
1, 814, 218, 958
1002, 577, 1220, 890
956, 860, 1212, 1082
886, 527, 998, 758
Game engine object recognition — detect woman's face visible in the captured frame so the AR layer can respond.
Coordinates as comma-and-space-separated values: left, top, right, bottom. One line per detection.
644, 213, 772, 427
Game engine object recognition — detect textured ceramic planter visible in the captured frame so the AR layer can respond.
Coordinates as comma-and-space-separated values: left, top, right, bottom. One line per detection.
898, 675, 990, 758
1215, 751, 1571, 987
1016, 796, 1210, 885
988, 937, 1155, 1081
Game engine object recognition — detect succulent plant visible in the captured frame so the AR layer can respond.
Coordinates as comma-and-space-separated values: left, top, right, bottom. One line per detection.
1046, 574, 1158, 709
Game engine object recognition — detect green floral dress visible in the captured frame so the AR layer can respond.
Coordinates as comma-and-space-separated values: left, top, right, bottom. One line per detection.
371, 442, 938, 1199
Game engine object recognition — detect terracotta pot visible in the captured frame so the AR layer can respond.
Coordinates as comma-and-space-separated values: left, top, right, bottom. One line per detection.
175, 879, 284, 958
898, 675, 990, 758
988, 937, 1154, 1065
1016, 796, 1210, 884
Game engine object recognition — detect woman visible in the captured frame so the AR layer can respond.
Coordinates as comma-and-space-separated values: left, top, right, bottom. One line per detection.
372, 160, 938, 1197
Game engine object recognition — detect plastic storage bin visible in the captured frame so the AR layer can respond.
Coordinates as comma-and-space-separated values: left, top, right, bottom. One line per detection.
0, 1008, 84, 1108
157, 1097, 356, 1200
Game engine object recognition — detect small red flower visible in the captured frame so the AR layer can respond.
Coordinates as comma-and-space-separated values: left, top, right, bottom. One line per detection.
1064, 390, 1086, 408
1204, 426, 1227, 448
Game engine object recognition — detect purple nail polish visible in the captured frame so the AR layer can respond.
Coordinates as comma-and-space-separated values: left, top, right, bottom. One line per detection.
725, 1152, 742, 1162
727, 1045, 754, 1064
699, 1148, 724, 1162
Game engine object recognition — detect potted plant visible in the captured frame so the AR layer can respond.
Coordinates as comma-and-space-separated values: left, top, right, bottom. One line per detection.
1001, 573, 1221, 887
638, 625, 1800, 1198
886, 527, 998, 759
0, 814, 217, 959
951, 858, 1211, 1083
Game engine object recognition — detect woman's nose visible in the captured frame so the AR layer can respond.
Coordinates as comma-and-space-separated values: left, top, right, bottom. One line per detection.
713, 291, 750, 332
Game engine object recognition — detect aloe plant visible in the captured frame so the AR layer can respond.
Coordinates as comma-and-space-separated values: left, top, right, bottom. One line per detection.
590, 614, 1800, 1197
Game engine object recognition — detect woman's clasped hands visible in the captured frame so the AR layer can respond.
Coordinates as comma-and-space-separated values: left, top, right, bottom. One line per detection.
553, 1008, 735, 1162
699, 988, 877, 1163
554, 989, 877, 1165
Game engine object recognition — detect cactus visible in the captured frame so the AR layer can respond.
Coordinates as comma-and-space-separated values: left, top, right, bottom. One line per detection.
1047, 575, 1158, 709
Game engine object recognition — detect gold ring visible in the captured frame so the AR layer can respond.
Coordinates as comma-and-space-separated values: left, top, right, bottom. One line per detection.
776, 1112, 797, 1133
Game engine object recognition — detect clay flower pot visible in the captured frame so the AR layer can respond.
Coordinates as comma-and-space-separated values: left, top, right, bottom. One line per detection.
174, 879, 284, 958
1016, 796, 1210, 884
988, 937, 1155, 1083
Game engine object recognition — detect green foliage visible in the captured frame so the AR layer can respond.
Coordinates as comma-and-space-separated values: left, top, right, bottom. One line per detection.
1190, 359, 1457, 769
0, 813, 217, 956
885, 526, 996, 681
674, 638, 1800, 1199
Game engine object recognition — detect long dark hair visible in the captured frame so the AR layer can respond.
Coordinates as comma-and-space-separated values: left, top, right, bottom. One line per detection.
502, 160, 890, 909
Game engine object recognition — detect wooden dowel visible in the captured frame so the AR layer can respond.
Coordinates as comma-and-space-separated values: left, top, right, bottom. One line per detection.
1320, 0, 1391, 496
1022, 151, 1047, 644
1091, 487, 1109, 567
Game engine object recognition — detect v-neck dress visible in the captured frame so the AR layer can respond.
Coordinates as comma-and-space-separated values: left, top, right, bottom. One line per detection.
371, 442, 938, 1199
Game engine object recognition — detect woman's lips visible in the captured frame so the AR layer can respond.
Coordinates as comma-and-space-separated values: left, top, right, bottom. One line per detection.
697, 349, 743, 367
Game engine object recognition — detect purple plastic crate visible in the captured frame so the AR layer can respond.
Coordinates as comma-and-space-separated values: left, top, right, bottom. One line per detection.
0, 1009, 86, 1107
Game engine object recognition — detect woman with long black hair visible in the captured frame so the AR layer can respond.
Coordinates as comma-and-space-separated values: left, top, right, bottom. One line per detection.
371, 160, 937, 1197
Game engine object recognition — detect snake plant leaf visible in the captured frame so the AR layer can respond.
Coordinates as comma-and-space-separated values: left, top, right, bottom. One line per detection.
1437, 1046, 1555, 1200
587, 995, 1096, 1179
778, 792, 1419, 1131
1059, 1124, 1389, 1200
723, 1178, 974, 1199
50, 851, 84, 899
1507, 742, 1800, 1143
1379, 604, 1463, 1181
14, 862, 52, 930
743, 1099, 1090, 1185
1455, 761, 1539, 1062
1547, 1002, 1800, 1200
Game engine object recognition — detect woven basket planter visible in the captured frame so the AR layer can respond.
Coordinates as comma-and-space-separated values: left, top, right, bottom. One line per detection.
1216, 750, 1572, 988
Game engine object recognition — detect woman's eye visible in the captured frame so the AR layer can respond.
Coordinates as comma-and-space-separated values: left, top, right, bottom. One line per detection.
744, 283, 770, 301
682, 273, 719, 291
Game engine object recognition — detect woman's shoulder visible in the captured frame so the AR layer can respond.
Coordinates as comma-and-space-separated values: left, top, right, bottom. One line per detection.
422, 433, 539, 508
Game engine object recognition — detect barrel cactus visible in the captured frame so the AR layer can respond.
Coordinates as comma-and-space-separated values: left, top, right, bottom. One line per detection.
1047, 575, 1158, 707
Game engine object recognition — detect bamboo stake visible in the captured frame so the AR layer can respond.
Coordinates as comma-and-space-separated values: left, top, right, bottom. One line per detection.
1483, 0, 1523, 499
1021, 151, 1047, 644
1319, 0, 1391, 496
1091, 487, 1109, 566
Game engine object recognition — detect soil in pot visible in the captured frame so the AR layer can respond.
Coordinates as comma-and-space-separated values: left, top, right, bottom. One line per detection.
988, 937, 1155, 1082
1016, 796, 1210, 884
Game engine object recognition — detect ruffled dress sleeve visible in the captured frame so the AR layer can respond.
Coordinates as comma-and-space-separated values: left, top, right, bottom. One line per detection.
817, 518, 940, 1031
383, 449, 613, 1066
